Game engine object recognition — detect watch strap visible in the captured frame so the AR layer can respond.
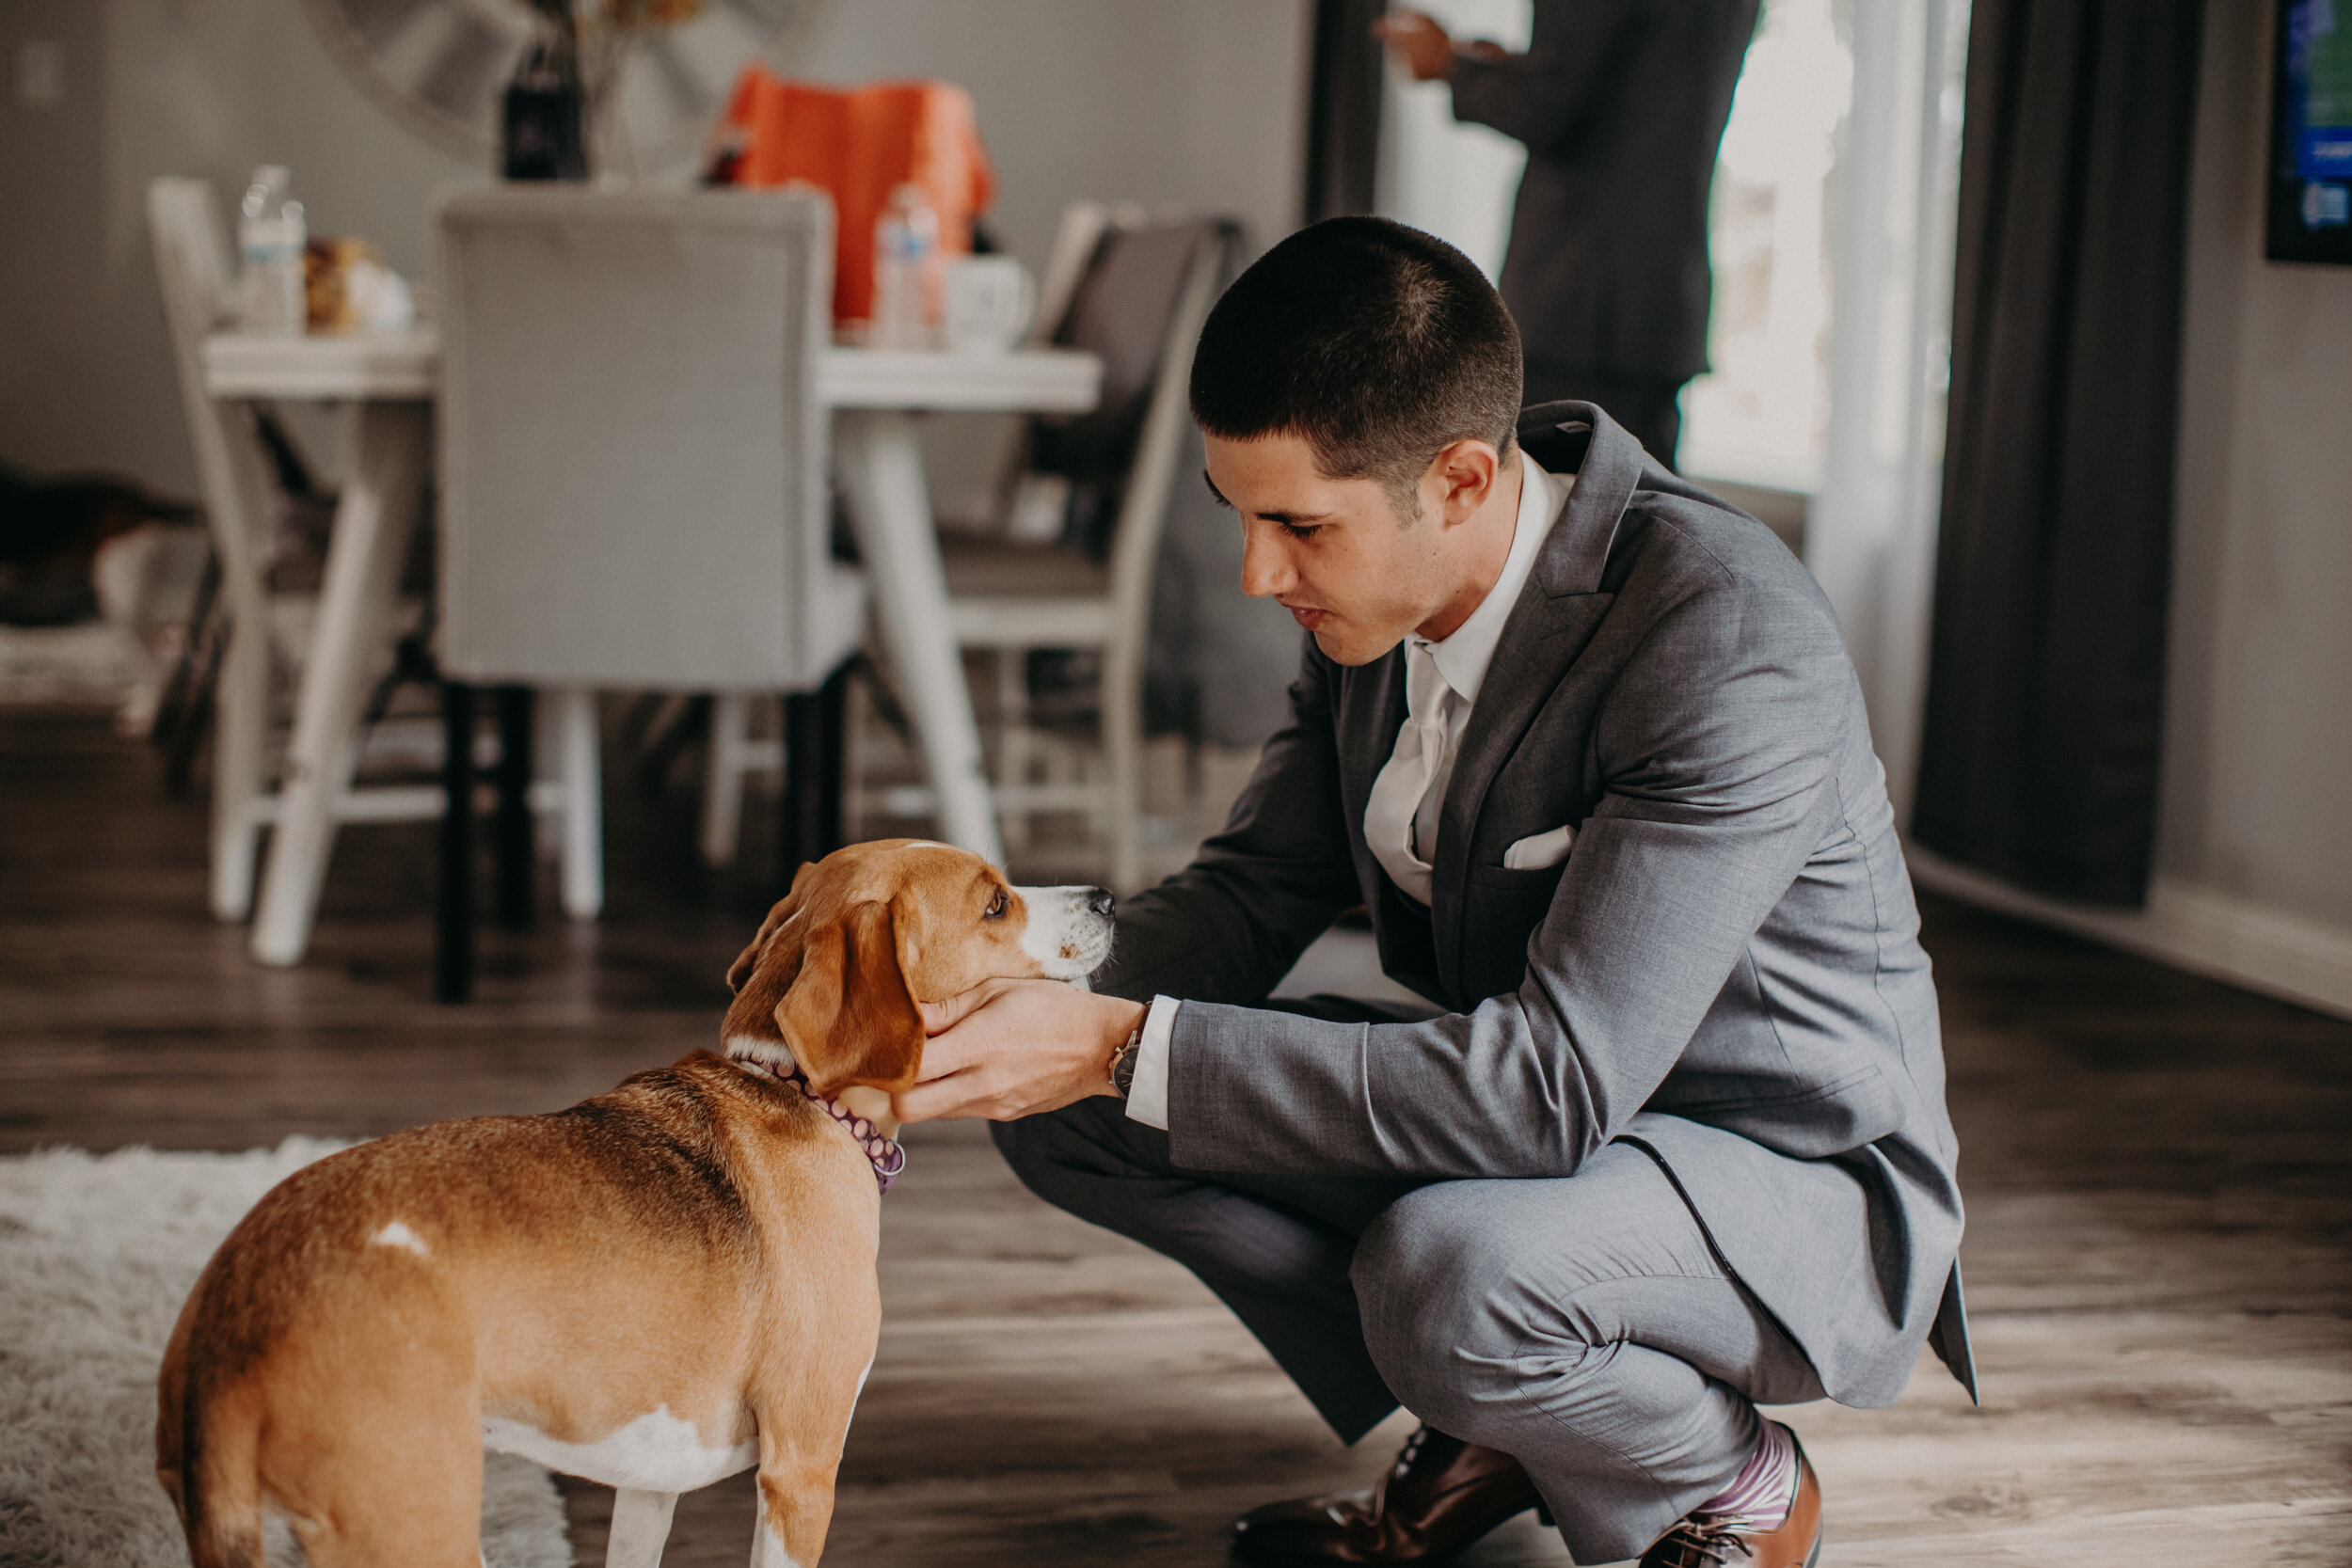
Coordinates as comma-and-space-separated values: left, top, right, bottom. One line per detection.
1110, 1022, 1142, 1098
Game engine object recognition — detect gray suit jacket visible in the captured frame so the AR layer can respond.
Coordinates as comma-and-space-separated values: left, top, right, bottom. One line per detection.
1452, 0, 1757, 383
1095, 404, 1973, 1408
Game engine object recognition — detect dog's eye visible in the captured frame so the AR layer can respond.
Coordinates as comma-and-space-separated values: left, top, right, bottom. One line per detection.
983, 889, 1009, 920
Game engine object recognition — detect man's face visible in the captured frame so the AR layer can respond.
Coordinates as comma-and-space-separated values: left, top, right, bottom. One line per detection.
1203, 431, 1447, 667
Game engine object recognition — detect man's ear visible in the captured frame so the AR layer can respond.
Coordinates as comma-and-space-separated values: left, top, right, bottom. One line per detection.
775, 898, 925, 1096
1429, 437, 1502, 527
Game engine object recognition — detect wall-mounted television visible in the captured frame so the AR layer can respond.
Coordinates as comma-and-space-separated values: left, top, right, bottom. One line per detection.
2269, 0, 2352, 262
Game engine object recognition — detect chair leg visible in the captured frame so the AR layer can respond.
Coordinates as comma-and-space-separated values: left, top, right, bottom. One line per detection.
1103, 644, 1144, 896
208, 618, 268, 921
532, 688, 564, 855
493, 686, 533, 929
613, 692, 669, 755
165, 581, 229, 800
702, 691, 751, 868
842, 661, 870, 845
556, 688, 604, 920
995, 648, 1031, 856
151, 547, 220, 754
437, 682, 477, 1004
781, 663, 850, 884
637, 693, 710, 792
249, 399, 428, 967
817, 664, 847, 853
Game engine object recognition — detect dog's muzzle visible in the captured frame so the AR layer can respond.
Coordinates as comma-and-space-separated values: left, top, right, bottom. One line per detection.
1016, 884, 1117, 979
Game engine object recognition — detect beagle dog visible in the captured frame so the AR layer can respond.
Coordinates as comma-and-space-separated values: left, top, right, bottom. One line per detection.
156, 840, 1114, 1568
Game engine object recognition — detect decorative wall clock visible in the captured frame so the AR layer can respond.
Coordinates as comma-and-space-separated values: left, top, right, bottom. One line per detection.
302, 0, 834, 176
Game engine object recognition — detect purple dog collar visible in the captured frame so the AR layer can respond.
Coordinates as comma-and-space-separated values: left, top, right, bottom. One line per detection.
738, 1054, 907, 1195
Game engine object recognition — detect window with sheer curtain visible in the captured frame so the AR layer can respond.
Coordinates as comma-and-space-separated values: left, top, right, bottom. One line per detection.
1679, 0, 1849, 490
1378, 0, 1971, 817
1377, 0, 1853, 491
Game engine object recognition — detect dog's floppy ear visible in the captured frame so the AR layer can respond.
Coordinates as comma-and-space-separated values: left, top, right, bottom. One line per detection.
775, 898, 924, 1095
724, 863, 817, 996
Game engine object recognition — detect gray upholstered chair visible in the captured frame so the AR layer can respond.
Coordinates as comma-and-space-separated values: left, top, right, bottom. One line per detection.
436, 185, 864, 992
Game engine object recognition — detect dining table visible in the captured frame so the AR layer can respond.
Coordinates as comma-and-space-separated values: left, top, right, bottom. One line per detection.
202, 326, 1103, 967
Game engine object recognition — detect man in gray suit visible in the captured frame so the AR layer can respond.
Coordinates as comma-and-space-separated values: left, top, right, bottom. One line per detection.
898, 219, 1970, 1567
1378, 0, 1759, 467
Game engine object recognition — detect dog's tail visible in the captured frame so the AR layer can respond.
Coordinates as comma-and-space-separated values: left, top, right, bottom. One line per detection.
157, 1336, 266, 1568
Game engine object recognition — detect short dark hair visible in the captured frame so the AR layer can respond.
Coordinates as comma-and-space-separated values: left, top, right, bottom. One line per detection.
1189, 216, 1521, 514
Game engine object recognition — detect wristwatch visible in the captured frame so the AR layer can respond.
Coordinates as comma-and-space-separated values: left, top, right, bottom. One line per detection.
1108, 1022, 1143, 1099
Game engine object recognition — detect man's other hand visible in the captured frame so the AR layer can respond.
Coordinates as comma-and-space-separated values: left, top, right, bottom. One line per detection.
897, 979, 1148, 1124
1374, 10, 1455, 81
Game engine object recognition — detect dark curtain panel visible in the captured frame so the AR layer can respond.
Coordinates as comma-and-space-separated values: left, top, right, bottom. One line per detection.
1912, 0, 2206, 906
1305, 0, 1386, 223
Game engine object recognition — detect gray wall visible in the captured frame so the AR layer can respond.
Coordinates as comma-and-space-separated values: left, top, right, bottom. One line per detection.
801, 0, 1307, 274
3, 0, 485, 489
2160, 1, 2352, 932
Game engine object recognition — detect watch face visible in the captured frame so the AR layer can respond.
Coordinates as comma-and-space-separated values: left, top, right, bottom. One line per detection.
302, 0, 832, 173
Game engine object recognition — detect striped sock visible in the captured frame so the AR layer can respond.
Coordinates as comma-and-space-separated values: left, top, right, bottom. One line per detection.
1692, 1418, 1798, 1535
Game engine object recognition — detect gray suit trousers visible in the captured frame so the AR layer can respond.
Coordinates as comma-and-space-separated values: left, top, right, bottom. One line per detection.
993, 1008, 1827, 1563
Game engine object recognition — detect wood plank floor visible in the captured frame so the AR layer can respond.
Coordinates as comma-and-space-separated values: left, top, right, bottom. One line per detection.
3, 708, 2347, 1564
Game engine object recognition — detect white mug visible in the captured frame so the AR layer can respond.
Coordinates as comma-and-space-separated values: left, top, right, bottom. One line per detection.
942, 256, 1036, 352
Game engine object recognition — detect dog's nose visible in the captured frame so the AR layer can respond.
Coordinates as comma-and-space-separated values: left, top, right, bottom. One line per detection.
1084, 887, 1116, 919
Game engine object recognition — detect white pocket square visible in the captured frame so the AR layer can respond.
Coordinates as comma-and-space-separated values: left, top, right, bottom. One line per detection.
1502, 823, 1575, 870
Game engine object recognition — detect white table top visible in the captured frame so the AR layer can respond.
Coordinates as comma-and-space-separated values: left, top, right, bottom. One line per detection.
204, 329, 442, 400
201, 329, 1103, 413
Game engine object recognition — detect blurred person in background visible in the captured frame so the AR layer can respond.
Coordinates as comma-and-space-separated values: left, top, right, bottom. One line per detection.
1375, 2, 1759, 469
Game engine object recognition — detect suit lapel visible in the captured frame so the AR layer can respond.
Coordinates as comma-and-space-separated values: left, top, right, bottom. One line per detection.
1427, 404, 1650, 997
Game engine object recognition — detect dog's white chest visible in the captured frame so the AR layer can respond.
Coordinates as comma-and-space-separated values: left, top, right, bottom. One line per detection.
483, 1407, 756, 1493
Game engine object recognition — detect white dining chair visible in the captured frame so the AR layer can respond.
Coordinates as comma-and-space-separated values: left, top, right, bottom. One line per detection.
148, 178, 480, 923
436, 185, 864, 990
904, 211, 1233, 894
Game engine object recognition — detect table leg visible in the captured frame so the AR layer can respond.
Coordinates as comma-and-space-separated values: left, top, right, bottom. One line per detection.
249, 400, 429, 966
493, 686, 534, 929
780, 661, 850, 883
204, 401, 281, 921
833, 409, 1003, 863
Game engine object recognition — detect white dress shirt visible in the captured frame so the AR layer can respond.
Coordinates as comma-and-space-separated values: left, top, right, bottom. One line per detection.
1124, 456, 1571, 1131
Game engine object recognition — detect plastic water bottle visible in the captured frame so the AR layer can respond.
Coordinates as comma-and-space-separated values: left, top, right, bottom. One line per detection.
238, 166, 307, 337
871, 182, 941, 349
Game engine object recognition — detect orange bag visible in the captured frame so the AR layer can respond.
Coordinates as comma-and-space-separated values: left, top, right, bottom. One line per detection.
719, 68, 995, 327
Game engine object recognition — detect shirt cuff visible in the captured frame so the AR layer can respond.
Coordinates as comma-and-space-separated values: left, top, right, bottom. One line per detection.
1122, 994, 1181, 1130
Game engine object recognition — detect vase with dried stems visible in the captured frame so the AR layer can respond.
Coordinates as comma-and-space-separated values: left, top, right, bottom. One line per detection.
575, 0, 706, 186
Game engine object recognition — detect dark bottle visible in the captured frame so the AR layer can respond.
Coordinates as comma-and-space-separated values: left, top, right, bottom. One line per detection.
501, 8, 588, 182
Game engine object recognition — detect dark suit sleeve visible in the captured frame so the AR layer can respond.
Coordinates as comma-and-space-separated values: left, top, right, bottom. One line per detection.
1446, 0, 1645, 153
1165, 554, 1854, 1177
1089, 634, 1364, 1006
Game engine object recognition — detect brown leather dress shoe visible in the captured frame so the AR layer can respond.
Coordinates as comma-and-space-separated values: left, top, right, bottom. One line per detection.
1637, 1439, 1823, 1568
1229, 1426, 1549, 1566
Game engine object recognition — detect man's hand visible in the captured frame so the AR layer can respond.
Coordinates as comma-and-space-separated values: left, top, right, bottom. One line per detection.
897, 979, 1147, 1124
1374, 10, 1455, 81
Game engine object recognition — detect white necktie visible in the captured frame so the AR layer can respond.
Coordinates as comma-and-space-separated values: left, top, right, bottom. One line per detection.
1365, 639, 1452, 906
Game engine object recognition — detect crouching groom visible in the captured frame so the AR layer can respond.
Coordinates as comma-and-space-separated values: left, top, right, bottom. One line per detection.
896, 217, 1974, 1567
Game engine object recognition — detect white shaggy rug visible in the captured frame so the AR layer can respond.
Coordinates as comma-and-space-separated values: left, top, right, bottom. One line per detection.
0, 1139, 573, 1568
